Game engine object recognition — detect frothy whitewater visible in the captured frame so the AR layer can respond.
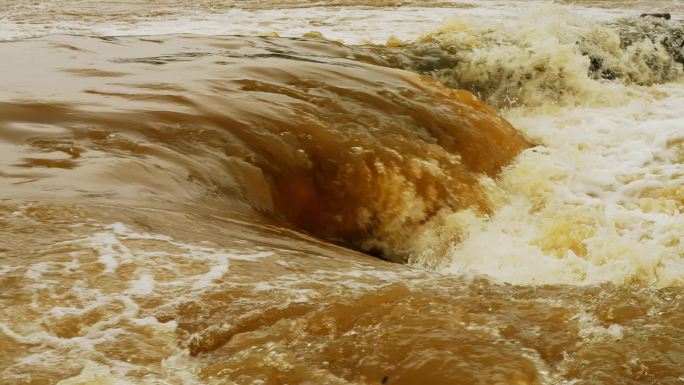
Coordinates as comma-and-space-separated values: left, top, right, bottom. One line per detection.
440, 82, 684, 286
0, 1, 682, 385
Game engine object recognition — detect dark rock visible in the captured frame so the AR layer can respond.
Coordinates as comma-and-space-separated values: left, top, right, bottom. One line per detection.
640, 13, 671, 20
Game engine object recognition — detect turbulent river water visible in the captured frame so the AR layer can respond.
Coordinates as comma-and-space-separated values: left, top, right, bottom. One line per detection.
0, 1, 683, 384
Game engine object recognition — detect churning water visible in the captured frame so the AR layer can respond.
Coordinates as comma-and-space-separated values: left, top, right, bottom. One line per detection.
0, 1, 682, 384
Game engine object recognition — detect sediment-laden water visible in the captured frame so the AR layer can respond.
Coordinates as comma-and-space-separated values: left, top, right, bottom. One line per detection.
0, 1, 682, 384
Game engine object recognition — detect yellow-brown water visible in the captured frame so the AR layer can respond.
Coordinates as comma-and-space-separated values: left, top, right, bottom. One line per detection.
1, 2, 683, 385
0, 35, 529, 260
3, 200, 683, 385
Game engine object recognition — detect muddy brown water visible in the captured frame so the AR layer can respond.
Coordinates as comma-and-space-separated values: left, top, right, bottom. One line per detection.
0, 11, 682, 385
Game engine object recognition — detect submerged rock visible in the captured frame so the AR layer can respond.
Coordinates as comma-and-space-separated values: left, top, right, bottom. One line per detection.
640, 13, 671, 20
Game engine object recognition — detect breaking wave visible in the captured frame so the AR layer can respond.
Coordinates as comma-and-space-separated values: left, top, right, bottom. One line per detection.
365, 7, 684, 107
0, 34, 529, 264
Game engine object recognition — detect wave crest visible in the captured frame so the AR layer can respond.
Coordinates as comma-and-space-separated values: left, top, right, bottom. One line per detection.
370, 8, 684, 107
0, 34, 530, 263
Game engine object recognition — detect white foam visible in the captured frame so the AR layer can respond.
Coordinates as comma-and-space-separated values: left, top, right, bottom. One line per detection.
57, 223, 274, 291
192, 254, 230, 289
126, 274, 155, 296
56, 361, 134, 385
575, 313, 625, 341
83, 230, 135, 273
437, 82, 684, 287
